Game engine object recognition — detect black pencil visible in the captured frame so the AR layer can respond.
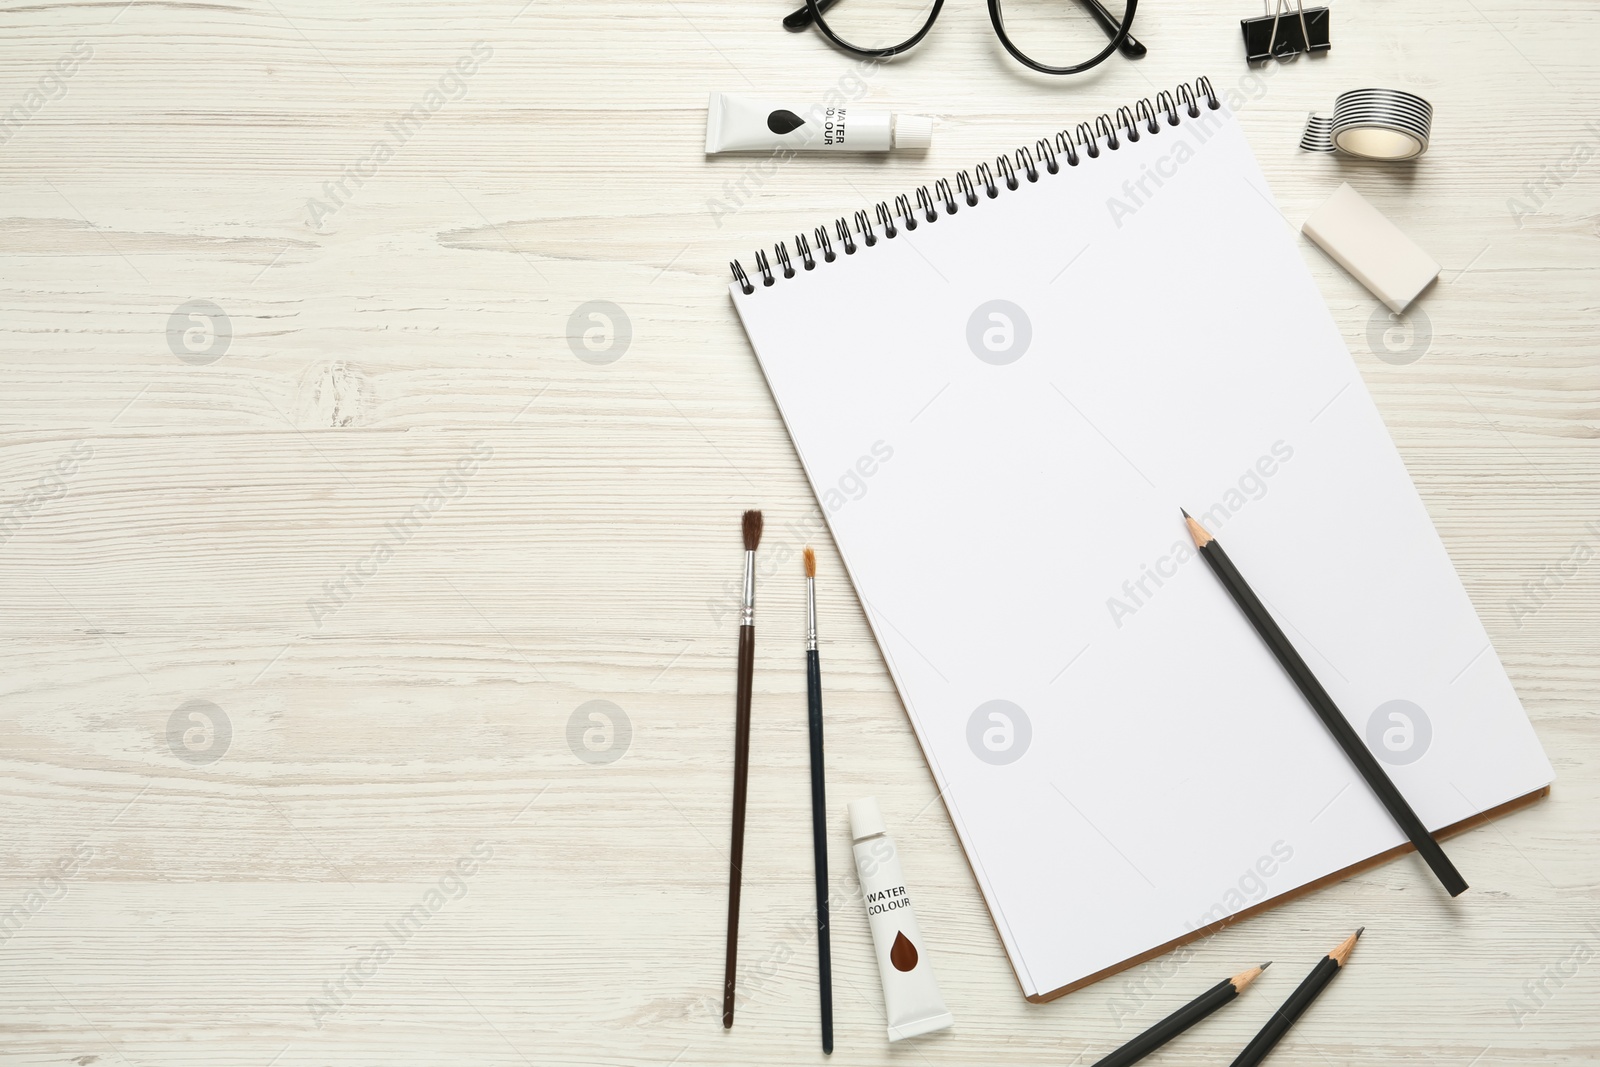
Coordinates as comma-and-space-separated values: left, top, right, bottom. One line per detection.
1229, 930, 1361, 1067
803, 547, 834, 1054
723, 509, 762, 1028
1182, 511, 1468, 897
1091, 963, 1269, 1067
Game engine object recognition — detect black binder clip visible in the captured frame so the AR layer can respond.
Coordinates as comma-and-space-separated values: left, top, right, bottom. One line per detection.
1241, 0, 1331, 63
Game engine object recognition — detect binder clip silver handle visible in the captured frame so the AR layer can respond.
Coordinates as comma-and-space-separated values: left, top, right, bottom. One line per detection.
1241, 0, 1331, 63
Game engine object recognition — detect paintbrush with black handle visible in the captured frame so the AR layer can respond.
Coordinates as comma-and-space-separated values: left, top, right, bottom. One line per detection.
803, 547, 833, 1053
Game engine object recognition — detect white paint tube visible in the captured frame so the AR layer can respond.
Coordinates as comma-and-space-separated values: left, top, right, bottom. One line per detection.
705, 92, 932, 153
849, 796, 953, 1042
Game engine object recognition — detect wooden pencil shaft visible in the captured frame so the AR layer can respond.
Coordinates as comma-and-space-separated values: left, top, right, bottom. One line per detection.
1228, 956, 1339, 1067
1197, 540, 1468, 896
806, 648, 834, 1054
1092, 976, 1237, 1067
723, 624, 756, 1028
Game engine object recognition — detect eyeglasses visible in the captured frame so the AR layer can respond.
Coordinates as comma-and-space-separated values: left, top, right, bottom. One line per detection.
784, 0, 1143, 75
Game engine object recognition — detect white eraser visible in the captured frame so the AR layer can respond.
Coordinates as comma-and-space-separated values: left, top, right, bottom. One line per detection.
1301, 183, 1439, 313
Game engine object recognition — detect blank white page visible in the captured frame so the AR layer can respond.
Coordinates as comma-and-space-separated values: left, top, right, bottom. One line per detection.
730, 97, 1553, 1001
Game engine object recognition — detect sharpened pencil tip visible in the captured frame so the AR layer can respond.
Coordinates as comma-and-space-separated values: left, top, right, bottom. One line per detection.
1182, 510, 1214, 547
1330, 929, 1363, 967
1180, 507, 1191, 518
1232, 962, 1270, 992
1356, 927, 1365, 937
1261, 961, 1272, 970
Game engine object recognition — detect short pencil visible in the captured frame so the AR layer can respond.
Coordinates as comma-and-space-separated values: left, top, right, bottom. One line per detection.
1091, 963, 1269, 1067
1228, 930, 1361, 1067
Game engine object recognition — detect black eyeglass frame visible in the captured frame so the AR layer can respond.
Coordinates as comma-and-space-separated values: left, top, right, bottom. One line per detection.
785, 0, 1143, 75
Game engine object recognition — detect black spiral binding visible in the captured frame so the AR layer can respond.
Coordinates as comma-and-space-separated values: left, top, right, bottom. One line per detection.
730, 77, 1220, 295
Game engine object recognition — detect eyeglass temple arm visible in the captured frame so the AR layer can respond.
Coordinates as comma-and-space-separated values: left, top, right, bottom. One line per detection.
1074, 0, 1145, 57
784, 0, 1143, 59
783, 0, 837, 32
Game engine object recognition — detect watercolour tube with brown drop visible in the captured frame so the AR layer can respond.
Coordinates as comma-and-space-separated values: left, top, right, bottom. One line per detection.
849, 796, 953, 1041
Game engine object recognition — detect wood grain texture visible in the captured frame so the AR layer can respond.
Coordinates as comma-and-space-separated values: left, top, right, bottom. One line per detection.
1, 0, 1597, 1064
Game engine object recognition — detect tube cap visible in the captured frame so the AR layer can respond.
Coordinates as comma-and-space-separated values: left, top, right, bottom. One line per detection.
849, 796, 887, 841
894, 115, 934, 151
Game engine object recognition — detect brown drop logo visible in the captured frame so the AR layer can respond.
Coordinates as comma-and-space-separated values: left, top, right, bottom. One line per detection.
890, 931, 918, 972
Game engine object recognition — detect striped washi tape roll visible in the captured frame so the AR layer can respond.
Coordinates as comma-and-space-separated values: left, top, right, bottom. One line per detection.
1300, 88, 1433, 160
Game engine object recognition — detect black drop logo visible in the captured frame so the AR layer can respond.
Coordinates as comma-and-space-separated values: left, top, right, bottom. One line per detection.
767, 109, 807, 135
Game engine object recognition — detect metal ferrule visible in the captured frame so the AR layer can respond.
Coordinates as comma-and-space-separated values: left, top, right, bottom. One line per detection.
740, 549, 755, 627
806, 577, 817, 651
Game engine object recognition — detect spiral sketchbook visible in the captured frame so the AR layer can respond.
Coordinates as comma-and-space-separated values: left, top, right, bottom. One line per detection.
727, 78, 1553, 1003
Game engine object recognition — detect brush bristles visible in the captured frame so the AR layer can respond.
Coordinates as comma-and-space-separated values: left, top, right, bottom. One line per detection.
742, 510, 763, 552
803, 547, 816, 578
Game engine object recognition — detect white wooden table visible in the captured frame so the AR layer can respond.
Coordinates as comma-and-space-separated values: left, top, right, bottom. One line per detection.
2, 1, 1596, 1064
